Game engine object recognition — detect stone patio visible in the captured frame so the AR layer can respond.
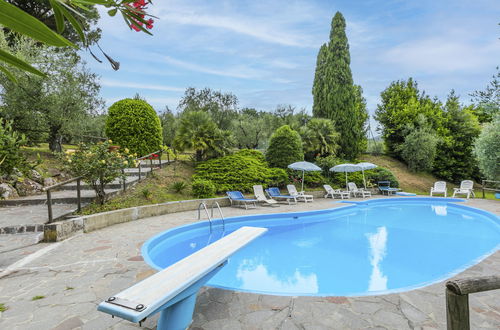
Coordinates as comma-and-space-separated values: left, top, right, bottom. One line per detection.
0, 197, 498, 329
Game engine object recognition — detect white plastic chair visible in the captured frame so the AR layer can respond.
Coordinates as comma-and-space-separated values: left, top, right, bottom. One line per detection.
253, 185, 279, 206
430, 181, 447, 197
287, 184, 314, 203
323, 184, 350, 199
348, 182, 371, 198
452, 180, 475, 199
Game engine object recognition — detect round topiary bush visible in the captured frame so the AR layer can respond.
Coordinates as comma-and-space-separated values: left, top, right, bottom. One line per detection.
266, 125, 303, 168
192, 179, 216, 198
105, 98, 163, 156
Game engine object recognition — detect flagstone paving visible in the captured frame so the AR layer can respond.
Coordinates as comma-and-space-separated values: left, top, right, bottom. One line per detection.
0, 197, 498, 329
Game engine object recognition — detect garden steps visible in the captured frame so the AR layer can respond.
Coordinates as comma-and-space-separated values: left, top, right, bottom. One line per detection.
0, 188, 121, 206
58, 176, 139, 190
0, 161, 173, 234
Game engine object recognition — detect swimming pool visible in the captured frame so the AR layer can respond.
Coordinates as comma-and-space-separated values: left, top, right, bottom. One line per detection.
142, 198, 500, 296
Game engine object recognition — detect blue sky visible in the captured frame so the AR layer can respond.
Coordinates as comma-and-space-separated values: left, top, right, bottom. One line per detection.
84, 0, 500, 128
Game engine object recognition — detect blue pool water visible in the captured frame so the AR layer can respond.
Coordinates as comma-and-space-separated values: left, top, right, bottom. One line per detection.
142, 198, 500, 296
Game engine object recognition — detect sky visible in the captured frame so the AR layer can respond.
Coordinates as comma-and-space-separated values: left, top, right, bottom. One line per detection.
83, 0, 500, 129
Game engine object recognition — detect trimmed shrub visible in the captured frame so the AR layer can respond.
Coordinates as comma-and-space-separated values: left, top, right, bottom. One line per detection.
105, 98, 162, 156
233, 149, 266, 162
474, 116, 500, 181
193, 153, 287, 193
266, 125, 303, 168
192, 179, 216, 198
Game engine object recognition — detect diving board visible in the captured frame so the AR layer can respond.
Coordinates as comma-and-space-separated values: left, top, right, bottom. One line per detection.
98, 226, 267, 330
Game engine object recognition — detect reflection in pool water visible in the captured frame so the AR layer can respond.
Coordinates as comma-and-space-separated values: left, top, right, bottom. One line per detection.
143, 198, 500, 296
236, 258, 319, 294
367, 227, 388, 292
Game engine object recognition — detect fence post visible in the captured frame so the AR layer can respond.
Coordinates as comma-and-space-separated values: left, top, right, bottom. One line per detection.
46, 190, 53, 223
159, 151, 163, 169
76, 178, 82, 212
122, 168, 126, 191
446, 288, 469, 330
482, 180, 485, 199
138, 162, 142, 180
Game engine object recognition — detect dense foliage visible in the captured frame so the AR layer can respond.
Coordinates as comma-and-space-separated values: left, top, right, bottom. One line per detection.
375, 78, 443, 159
159, 107, 177, 147
474, 116, 500, 181
193, 150, 287, 193
265, 125, 304, 168
396, 118, 439, 172
178, 87, 238, 130
62, 140, 136, 204
0, 31, 103, 151
312, 12, 368, 159
432, 93, 481, 181
105, 98, 162, 156
191, 179, 216, 198
0, 119, 27, 175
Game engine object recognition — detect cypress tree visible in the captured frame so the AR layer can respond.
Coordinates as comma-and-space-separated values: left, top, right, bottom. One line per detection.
312, 44, 328, 118
312, 11, 367, 159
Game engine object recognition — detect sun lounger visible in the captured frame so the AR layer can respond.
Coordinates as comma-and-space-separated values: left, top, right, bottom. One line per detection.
286, 184, 314, 202
265, 187, 297, 205
430, 181, 447, 197
348, 182, 372, 198
226, 191, 258, 209
253, 185, 279, 206
323, 184, 349, 199
452, 180, 475, 199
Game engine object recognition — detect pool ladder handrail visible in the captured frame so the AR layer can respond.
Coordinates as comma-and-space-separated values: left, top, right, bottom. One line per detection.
198, 202, 225, 233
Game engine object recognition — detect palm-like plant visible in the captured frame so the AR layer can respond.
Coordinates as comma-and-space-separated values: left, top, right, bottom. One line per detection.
300, 118, 339, 160
174, 111, 233, 161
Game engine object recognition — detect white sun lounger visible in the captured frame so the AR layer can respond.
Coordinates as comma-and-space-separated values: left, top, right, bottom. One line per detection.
323, 184, 349, 199
287, 184, 314, 203
348, 182, 371, 198
452, 180, 475, 199
253, 185, 279, 206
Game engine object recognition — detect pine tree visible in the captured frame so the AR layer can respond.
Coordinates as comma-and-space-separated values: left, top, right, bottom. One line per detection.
311, 12, 367, 159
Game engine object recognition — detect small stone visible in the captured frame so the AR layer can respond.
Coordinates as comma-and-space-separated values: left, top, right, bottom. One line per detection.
0, 183, 18, 199
29, 169, 43, 184
15, 178, 43, 196
43, 177, 56, 187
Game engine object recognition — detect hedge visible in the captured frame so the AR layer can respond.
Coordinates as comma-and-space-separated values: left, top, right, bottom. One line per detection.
193, 150, 287, 193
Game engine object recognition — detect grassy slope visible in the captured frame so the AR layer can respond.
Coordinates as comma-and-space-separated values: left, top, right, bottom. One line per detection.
80, 161, 196, 215
360, 154, 498, 199
359, 154, 440, 194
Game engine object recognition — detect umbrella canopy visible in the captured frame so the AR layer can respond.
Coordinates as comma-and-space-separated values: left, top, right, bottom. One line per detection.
287, 161, 321, 191
329, 163, 362, 189
357, 162, 378, 189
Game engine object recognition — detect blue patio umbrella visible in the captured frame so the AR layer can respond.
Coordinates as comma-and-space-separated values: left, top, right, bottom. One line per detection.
287, 161, 321, 192
357, 162, 378, 189
329, 163, 362, 189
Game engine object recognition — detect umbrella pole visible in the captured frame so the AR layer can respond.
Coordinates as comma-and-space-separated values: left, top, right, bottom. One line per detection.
363, 169, 366, 189
345, 171, 348, 190
301, 170, 305, 192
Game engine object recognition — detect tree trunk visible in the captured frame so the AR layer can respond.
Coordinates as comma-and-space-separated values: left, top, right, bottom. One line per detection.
48, 125, 63, 153
195, 149, 203, 162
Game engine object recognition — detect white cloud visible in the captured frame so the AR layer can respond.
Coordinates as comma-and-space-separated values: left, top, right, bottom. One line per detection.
101, 79, 185, 92
162, 55, 263, 79
383, 38, 499, 73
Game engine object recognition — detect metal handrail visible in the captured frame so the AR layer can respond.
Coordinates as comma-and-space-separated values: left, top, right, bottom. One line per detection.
198, 202, 212, 233
210, 201, 225, 231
